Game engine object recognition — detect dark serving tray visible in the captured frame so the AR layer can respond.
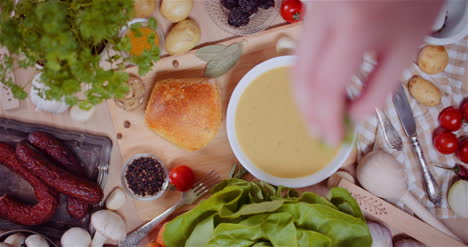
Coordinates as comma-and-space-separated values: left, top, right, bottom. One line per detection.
0, 117, 112, 240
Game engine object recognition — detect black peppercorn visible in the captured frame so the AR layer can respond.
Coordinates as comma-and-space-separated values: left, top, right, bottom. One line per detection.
125, 157, 166, 197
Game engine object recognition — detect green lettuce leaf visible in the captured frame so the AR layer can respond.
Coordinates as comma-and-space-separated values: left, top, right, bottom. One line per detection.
327, 187, 365, 221
163, 179, 371, 247
278, 203, 371, 247
207, 213, 297, 247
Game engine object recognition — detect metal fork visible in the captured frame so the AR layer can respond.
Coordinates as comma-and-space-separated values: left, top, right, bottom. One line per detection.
97, 163, 109, 207
348, 75, 403, 151
118, 170, 221, 247
90, 163, 110, 235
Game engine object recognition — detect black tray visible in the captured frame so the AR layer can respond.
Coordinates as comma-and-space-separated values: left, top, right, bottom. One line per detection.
0, 117, 112, 240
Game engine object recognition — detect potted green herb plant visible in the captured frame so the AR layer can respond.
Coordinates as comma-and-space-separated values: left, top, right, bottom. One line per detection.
0, 0, 160, 110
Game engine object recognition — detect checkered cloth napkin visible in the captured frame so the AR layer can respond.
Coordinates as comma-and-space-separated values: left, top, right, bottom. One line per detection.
355, 37, 468, 219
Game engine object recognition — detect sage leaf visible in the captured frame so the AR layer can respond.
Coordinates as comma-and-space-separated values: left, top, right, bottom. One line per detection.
204, 43, 242, 78
195, 44, 226, 62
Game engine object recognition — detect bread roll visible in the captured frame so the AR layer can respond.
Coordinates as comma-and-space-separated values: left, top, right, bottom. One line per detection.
417, 45, 448, 74
145, 78, 222, 151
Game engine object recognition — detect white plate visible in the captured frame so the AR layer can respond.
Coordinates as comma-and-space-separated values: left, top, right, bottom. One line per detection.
426, 0, 468, 45
226, 56, 355, 188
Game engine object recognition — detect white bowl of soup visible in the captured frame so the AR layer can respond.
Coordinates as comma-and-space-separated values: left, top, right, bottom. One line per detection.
226, 56, 355, 188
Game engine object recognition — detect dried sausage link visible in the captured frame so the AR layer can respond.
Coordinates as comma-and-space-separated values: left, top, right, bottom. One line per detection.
0, 143, 58, 225
28, 132, 83, 175
28, 132, 90, 219
16, 141, 103, 204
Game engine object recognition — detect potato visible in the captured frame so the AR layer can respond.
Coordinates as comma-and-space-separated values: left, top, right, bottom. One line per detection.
165, 19, 201, 55
161, 0, 193, 23
134, 0, 156, 18
407, 75, 441, 106
417, 45, 449, 74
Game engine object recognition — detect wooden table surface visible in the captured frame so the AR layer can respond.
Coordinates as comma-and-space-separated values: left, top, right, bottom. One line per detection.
0, 0, 285, 238
1, 1, 468, 245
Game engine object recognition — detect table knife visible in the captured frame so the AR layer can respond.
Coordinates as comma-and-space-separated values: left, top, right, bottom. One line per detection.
393, 85, 441, 205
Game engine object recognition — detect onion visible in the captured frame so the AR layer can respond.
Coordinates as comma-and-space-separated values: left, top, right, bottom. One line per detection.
30, 73, 69, 113
394, 238, 425, 247
448, 180, 468, 217
367, 221, 392, 247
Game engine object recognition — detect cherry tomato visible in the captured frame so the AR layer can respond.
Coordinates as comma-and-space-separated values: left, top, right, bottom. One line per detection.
169, 165, 195, 192
458, 138, 468, 164
438, 106, 463, 131
433, 129, 459, 154
280, 0, 303, 23
460, 98, 468, 122
154, 222, 167, 247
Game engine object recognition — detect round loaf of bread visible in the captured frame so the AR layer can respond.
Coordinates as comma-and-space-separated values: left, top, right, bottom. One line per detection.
144, 78, 222, 151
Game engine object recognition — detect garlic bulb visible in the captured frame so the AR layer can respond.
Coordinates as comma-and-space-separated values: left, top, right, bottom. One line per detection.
367, 221, 392, 247
30, 73, 69, 113
276, 36, 296, 56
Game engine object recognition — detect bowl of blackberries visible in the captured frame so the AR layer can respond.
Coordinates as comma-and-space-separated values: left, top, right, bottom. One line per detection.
206, 0, 281, 35
122, 153, 169, 200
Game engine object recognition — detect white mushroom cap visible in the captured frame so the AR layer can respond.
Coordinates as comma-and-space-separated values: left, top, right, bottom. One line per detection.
91, 210, 126, 247
25, 234, 49, 247
61, 228, 91, 247
105, 187, 126, 211
4, 233, 26, 247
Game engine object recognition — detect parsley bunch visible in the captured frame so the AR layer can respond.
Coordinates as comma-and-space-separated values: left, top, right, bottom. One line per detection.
0, 0, 160, 109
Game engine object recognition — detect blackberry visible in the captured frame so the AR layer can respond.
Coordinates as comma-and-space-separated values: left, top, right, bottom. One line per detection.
256, 0, 274, 9
221, 0, 239, 10
239, 0, 258, 16
228, 8, 250, 27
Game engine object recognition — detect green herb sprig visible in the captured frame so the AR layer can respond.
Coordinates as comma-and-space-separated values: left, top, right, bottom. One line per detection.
0, 0, 160, 109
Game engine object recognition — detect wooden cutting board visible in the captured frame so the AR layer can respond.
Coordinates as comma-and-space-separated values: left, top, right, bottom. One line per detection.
107, 23, 304, 221
339, 179, 466, 247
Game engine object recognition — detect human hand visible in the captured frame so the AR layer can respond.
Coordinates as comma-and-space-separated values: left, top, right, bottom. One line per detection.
293, 0, 444, 145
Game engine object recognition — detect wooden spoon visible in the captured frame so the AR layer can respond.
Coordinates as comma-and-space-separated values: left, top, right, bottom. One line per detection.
357, 151, 462, 242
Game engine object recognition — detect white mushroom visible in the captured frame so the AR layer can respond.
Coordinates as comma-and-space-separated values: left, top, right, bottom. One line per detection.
61, 227, 91, 247
106, 187, 127, 211
91, 210, 126, 247
25, 234, 49, 247
4, 233, 26, 247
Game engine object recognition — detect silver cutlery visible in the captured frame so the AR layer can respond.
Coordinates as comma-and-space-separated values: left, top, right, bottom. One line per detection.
393, 85, 441, 205
90, 163, 110, 235
347, 85, 402, 151
375, 108, 403, 151
118, 170, 221, 247
97, 163, 109, 207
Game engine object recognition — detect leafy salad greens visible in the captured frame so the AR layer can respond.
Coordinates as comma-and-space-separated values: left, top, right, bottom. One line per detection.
163, 179, 372, 247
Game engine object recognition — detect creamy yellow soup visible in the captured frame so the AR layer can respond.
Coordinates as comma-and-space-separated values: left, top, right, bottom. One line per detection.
235, 67, 339, 178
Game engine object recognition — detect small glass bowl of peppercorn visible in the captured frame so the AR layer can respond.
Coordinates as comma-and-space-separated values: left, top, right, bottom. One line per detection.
121, 153, 169, 200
